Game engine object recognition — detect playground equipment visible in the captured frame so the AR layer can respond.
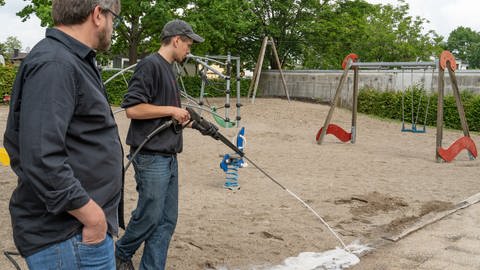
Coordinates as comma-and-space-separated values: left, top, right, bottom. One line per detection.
400, 68, 434, 133
247, 36, 290, 103
435, 51, 477, 162
184, 53, 242, 128
219, 127, 246, 190
316, 51, 477, 163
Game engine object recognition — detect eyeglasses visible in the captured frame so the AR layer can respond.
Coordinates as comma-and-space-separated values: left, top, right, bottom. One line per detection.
104, 9, 123, 29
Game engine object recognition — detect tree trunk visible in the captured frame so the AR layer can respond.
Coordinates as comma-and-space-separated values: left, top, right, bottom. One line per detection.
128, 18, 140, 65
129, 41, 138, 65
270, 51, 279, 70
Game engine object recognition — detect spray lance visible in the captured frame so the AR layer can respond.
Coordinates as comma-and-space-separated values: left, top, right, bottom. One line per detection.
186, 107, 350, 251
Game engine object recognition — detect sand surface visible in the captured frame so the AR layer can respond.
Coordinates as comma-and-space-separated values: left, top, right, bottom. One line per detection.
0, 98, 478, 269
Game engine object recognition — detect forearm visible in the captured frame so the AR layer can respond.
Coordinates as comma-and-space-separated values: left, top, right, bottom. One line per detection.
126, 103, 190, 123
68, 199, 105, 227
125, 103, 177, 119
69, 199, 107, 244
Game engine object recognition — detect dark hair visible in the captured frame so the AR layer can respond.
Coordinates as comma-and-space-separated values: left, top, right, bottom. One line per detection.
52, 0, 120, 26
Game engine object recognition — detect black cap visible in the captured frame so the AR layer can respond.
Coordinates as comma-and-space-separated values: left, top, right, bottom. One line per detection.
161, 19, 204, 43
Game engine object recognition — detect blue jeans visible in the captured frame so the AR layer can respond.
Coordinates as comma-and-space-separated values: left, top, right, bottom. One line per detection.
25, 234, 115, 270
116, 154, 178, 270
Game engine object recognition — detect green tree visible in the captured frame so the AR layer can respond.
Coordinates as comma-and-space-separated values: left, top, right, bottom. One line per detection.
0, 43, 6, 56
15, 0, 191, 64
16, 0, 53, 26
109, 0, 193, 64
14, 0, 444, 70
446, 26, 480, 68
310, 0, 442, 68
3, 36, 22, 56
182, 0, 257, 68
360, 0, 442, 62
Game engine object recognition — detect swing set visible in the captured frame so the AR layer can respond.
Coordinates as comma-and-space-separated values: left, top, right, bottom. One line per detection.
316, 51, 477, 163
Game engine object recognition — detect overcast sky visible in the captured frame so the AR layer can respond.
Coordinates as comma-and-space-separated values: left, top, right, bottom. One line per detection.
1, 0, 480, 51
365, 0, 480, 37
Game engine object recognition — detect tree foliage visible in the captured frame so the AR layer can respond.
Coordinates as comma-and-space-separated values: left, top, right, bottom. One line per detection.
3, 36, 22, 56
14, 0, 446, 70
446, 26, 480, 69
183, 0, 257, 65
109, 0, 192, 64
16, 0, 53, 26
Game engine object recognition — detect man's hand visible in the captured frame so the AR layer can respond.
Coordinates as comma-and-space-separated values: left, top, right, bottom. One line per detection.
171, 107, 190, 124
68, 199, 107, 244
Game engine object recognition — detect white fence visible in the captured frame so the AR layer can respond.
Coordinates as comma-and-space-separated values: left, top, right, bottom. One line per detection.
258, 69, 480, 107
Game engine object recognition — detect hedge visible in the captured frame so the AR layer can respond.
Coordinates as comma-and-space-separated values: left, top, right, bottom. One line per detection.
103, 70, 251, 106
0, 64, 17, 97
0, 67, 251, 106
358, 86, 480, 132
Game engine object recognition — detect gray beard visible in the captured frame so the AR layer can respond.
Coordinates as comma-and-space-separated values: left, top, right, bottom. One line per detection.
97, 28, 111, 52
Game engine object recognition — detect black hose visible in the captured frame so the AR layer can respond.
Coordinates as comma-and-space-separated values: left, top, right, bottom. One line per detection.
123, 120, 174, 171
4, 250, 22, 270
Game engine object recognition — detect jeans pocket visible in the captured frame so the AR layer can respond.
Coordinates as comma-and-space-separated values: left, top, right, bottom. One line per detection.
78, 235, 108, 248
133, 154, 157, 169
76, 234, 115, 269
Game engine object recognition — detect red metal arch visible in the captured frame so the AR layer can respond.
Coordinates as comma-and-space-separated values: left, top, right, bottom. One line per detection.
341, 53, 358, 70
438, 136, 477, 162
316, 124, 352, 143
440, 50, 457, 71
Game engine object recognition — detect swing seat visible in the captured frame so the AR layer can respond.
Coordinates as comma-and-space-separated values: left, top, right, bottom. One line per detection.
211, 106, 235, 128
316, 124, 352, 143
438, 136, 478, 162
401, 123, 426, 133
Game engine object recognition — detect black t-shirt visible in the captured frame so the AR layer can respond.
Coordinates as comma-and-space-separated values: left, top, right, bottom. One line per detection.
122, 53, 183, 155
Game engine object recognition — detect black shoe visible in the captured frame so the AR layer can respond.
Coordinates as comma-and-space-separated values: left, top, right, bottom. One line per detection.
116, 256, 135, 270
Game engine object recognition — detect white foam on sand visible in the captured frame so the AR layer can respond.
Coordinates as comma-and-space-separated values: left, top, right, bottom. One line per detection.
266, 248, 359, 270
216, 241, 371, 270
261, 241, 371, 270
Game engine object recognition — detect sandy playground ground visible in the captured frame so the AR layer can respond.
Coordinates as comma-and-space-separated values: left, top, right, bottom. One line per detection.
0, 97, 478, 269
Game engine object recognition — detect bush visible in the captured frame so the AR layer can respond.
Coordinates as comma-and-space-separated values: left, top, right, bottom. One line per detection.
0, 64, 17, 97
102, 69, 132, 106
358, 87, 480, 132
103, 70, 251, 106
0, 66, 252, 107
180, 76, 251, 99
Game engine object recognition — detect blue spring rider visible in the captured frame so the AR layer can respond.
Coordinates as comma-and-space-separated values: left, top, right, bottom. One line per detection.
220, 127, 246, 190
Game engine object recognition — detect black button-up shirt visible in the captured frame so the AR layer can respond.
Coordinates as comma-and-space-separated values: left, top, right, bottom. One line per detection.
3, 28, 124, 256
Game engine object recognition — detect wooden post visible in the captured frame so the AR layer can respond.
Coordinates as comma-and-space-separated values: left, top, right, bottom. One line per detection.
317, 59, 353, 145
248, 37, 290, 104
435, 67, 445, 162
447, 64, 475, 160
351, 66, 359, 144
247, 37, 268, 103
269, 37, 290, 102
447, 65, 470, 137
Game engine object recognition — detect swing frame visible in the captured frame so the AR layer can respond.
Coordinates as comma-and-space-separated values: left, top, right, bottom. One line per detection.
317, 51, 477, 163
317, 54, 437, 145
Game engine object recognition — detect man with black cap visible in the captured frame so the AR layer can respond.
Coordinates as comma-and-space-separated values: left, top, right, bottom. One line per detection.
115, 19, 205, 270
